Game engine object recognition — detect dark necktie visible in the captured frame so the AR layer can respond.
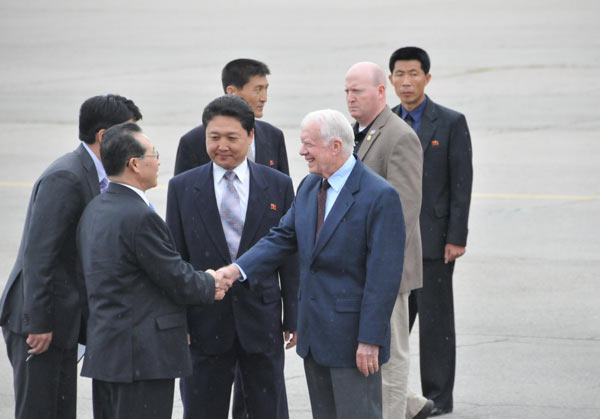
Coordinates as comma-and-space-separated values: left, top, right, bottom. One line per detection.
316, 179, 330, 239
404, 113, 414, 128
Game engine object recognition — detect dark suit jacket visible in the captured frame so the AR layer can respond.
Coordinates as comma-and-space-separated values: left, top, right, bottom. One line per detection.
174, 119, 289, 176
0, 144, 99, 348
393, 96, 473, 259
166, 161, 299, 354
236, 158, 405, 368
77, 183, 215, 383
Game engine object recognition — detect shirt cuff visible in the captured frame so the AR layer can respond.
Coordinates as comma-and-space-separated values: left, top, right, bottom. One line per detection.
233, 263, 247, 282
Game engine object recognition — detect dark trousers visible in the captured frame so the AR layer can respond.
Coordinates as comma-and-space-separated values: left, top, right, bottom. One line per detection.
2, 328, 77, 419
304, 353, 382, 419
92, 378, 174, 419
231, 363, 249, 419
180, 340, 288, 419
409, 259, 456, 410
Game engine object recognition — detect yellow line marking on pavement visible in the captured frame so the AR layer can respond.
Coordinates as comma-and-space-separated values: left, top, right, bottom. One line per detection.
473, 193, 600, 201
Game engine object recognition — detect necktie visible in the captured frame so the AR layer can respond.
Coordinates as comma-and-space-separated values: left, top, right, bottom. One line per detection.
404, 114, 415, 128
148, 202, 156, 212
316, 179, 330, 239
221, 171, 244, 261
99, 177, 109, 194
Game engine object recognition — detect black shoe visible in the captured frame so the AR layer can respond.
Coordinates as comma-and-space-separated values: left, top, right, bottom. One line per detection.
430, 406, 453, 417
413, 399, 435, 419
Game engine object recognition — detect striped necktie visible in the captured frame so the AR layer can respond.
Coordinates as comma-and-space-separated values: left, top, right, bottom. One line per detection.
220, 171, 244, 261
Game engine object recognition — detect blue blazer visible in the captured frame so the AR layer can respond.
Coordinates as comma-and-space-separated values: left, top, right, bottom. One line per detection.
174, 119, 289, 176
236, 158, 405, 368
166, 161, 299, 354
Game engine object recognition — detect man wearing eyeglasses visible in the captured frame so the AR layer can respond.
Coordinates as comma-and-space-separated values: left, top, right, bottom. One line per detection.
0, 94, 141, 419
77, 122, 230, 419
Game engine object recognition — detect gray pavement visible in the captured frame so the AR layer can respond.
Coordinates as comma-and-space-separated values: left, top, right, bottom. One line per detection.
1, 0, 599, 418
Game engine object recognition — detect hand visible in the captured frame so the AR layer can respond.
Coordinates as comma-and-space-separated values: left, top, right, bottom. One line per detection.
206, 269, 226, 300
216, 264, 241, 291
26, 332, 53, 355
284, 330, 297, 349
356, 342, 379, 377
444, 243, 466, 264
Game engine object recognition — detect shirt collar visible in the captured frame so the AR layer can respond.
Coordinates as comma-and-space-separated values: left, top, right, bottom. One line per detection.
81, 142, 107, 183
212, 159, 250, 185
115, 182, 150, 206
401, 96, 427, 123
326, 154, 356, 192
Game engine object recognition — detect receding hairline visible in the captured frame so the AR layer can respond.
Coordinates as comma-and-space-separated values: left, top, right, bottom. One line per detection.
346, 62, 386, 86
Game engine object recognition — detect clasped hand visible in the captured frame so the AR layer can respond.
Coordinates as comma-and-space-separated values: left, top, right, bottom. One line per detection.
206, 265, 242, 300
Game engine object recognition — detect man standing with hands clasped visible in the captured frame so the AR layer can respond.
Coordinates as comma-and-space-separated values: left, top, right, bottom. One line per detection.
389, 46, 473, 417
77, 122, 232, 419
218, 108, 406, 419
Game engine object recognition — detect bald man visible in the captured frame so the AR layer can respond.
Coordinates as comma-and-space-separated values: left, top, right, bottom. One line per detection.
345, 62, 432, 419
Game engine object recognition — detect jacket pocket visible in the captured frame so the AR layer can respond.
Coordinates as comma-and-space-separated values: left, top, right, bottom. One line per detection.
335, 298, 361, 313
155, 312, 185, 330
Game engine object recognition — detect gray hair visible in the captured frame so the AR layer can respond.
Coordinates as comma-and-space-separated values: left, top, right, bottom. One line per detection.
300, 109, 354, 155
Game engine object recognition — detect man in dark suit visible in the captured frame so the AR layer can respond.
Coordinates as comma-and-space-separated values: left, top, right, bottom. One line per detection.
77, 122, 231, 419
166, 95, 298, 419
345, 62, 432, 419
218, 109, 406, 419
0, 94, 142, 419
389, 46, 473, 417
174, 58, 289, 176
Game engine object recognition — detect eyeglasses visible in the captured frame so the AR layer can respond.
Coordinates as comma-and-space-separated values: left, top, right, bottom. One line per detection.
136, 151, 159, 160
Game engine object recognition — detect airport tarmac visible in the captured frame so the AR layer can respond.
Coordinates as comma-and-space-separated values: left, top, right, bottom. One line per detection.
0, 0, 599, 418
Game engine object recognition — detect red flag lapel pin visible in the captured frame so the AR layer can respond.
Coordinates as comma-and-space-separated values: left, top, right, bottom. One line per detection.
270, 203, 277, 210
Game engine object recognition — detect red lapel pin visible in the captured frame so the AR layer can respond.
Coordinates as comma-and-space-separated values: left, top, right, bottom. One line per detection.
270, 203, 277, 210
269, 160, 275, 166
431, 140, 440, 147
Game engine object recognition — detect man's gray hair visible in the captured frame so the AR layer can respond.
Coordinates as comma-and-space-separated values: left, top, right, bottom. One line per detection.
300, 109, 354, 155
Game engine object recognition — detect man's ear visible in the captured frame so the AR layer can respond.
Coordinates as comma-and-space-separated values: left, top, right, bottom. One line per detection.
225, 85, 237, 95
95, 128, 106, 145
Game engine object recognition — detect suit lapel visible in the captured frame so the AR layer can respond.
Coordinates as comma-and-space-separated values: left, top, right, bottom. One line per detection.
311, 163, 360, 259
192, 166, 231, 263
238, 163, 268, 254
356, 107, 392, 160
417, 97, 438, 153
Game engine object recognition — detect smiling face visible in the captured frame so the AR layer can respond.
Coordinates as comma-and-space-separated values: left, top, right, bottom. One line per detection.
205, 115, 253, 170
227, 75, 269, 118
299, 120, 341, 179
389, 59, 431, 111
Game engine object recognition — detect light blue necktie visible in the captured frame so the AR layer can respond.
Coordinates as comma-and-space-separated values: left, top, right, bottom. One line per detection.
220, 171, 244, 261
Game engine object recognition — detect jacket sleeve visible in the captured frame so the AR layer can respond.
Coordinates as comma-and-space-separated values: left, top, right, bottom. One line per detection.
276, 129, 290, 176
446, 114, 473, 246
357, 187, 405, 347
135, 211, 215, 306
22, 171, 84, 334
276, 177, 299, 332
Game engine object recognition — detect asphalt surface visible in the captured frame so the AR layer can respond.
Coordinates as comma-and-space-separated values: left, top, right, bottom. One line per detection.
1, 1, 599, 418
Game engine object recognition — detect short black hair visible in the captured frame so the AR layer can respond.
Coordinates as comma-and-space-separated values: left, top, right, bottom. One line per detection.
221, 59, 270, 93
389, 47, 431, 74
79, 94, 142, 144
100, 122, 145, 176
202, 95, 255, 135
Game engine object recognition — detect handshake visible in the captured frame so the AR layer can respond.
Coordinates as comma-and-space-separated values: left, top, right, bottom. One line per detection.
206, 264, 243, 300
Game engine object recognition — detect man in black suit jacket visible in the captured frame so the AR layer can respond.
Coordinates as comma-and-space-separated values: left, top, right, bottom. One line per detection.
167, 95, 298, 419
174, 58, 289, 176
0, 94, 141, 419
389, 47, 473, 417
77, 122, 231, 419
